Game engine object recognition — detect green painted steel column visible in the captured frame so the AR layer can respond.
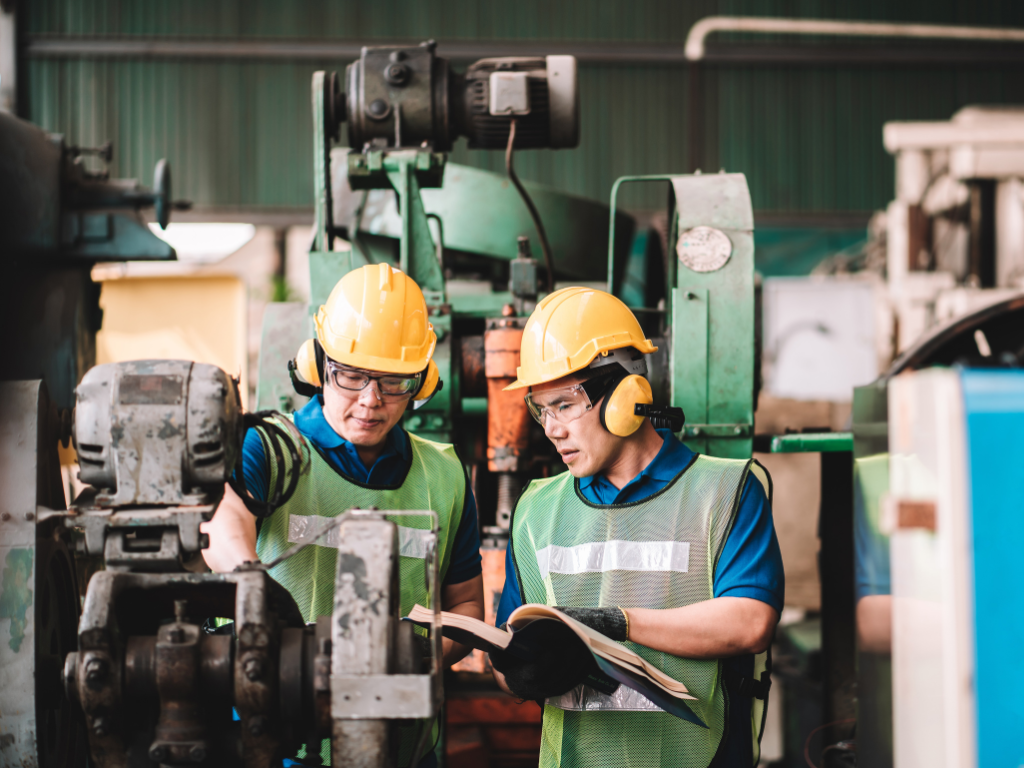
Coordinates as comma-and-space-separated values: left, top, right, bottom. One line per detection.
384, 153, 445, 295
669, 174, 755, 459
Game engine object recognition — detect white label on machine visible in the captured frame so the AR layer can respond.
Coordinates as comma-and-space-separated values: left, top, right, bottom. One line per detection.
677, 226, 732, 272
288, 514, 432, 559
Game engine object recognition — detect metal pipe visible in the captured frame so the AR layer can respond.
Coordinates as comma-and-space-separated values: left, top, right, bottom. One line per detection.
685, 16, 1024, 61
26, 35, 1024, 66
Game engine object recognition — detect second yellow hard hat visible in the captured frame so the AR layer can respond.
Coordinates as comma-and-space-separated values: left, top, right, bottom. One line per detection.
505, 286, 657, 390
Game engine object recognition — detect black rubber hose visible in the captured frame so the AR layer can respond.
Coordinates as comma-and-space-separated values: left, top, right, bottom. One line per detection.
228, 411, 303, 518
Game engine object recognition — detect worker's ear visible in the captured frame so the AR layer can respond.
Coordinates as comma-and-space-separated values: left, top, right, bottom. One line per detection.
409, 360, 443, 411
288, 339, 323, 397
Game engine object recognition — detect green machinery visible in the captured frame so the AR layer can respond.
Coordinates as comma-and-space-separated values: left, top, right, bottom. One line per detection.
256, 42, 759, 542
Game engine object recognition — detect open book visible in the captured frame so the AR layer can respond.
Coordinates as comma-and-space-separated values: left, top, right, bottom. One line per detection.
405, 603, 706, 728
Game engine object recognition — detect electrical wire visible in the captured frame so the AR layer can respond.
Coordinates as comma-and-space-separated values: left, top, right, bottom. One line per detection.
505, 119, 556, 293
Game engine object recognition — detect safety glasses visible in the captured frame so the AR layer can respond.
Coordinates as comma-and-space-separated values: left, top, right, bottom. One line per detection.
524, 382, 598, 427
325, 360, 421, 399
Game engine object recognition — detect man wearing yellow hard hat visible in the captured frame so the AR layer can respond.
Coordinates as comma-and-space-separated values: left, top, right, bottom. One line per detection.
203, 263, 484, 768
489, 287, 784, 768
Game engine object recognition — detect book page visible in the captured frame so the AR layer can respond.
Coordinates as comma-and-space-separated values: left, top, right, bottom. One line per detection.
406, 604, 513, 650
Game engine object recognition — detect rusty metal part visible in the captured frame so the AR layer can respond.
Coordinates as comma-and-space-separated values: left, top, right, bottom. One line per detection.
329, 511, 443, 766
459, 334, 486, 397
68, 570, 303, 768
277, 626, 307, 735
495, 473, 524, 530
0, 381, 87, 768
124, 636, 157, 700
330, 516, 398, 767
150, 601, 210, 764
485, 317, 530, 474
313, 618, 333, 738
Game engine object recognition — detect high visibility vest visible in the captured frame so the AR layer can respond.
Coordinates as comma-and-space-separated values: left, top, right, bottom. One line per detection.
510, 455, 766, 768
254, 417, 467, 767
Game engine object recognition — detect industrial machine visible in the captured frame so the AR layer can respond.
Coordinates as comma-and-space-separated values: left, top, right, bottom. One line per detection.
0, 41, 764, 768
258, 42, 758, 553
0, 108, 185, 409
0, 360, 445, 768
882, 106, 1024, 352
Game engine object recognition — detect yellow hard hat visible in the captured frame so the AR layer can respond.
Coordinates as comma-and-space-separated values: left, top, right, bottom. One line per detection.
314, 263, 436, 375
505, 286, 657, 390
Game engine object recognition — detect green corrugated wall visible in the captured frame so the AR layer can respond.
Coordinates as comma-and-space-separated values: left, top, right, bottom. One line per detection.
20, 0, 1024, 215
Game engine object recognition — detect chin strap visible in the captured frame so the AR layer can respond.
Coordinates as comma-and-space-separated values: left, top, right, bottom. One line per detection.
634, 403, 686, 432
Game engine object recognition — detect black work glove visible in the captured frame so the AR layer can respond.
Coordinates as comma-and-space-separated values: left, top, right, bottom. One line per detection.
489, 620, 597, 700
553, 606, 629, 642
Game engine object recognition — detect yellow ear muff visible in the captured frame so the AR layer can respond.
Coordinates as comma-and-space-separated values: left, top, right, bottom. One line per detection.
294, 339, 322, 388
600, 375, 653, 437
413, 359, 440, 401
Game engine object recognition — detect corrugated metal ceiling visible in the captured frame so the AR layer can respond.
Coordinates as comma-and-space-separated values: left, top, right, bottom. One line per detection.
21, 0, 1024, 215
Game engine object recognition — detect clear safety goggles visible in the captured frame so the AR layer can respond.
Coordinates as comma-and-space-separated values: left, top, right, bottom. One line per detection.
325, 360, 421, 399
525, 375, 614, 427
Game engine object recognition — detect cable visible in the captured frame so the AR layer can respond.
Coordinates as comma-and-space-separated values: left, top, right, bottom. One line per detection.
804, 718, 856, 768
505, 119, 556, 293
228, 411, 304, 519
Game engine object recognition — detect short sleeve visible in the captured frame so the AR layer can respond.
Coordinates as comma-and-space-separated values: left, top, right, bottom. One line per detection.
712, 473, 785, 613
239, 428, 271, 503
443, 486, 483, 585
495, 546, 523, 628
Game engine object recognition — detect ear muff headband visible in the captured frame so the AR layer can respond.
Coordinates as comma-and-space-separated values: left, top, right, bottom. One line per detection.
598, 373, 654, 437
313, 338, 326, 387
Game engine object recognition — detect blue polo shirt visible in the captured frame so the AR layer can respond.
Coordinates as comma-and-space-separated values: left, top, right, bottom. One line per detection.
240, 396, 483, 586
496, 429, 784, 766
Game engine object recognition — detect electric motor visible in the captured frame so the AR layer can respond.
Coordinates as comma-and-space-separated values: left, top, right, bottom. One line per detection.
336, 42, 579, 152
74, 360, 243, 508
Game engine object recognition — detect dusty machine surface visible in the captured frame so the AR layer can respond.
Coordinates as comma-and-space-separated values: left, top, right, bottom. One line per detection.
0, 360, 444, 768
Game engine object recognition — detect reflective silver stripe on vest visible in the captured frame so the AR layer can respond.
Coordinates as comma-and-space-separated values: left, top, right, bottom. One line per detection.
548, 682, 664, 713
288, 514, 433, 558
535, 540, 690, 580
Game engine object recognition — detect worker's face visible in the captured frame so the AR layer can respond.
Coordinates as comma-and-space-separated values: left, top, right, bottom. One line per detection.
531, 373, 623, 479
321, 366, 412, 448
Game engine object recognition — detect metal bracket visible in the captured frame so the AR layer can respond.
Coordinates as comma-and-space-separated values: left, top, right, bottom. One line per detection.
681, 423, 752, 438
330, 675, 435, 719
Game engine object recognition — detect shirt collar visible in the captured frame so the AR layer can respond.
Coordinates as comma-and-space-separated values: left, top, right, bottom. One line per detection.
294, 396, 410, 461
579, 429, 694, 490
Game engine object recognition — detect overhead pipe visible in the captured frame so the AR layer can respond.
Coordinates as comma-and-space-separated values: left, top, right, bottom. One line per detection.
684, 16, 1024, 61
24, 32, 1024, 66
684, 16, 1024, 172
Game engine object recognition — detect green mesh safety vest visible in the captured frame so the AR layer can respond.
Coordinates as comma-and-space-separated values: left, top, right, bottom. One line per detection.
254, 417, 467, 767
510, 454, 757, 768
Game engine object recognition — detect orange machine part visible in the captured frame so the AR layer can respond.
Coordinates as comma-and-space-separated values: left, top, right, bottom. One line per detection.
484, 323, 529, 472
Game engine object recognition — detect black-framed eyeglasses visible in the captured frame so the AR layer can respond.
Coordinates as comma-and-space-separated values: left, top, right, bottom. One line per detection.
325, 360, 422, 398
